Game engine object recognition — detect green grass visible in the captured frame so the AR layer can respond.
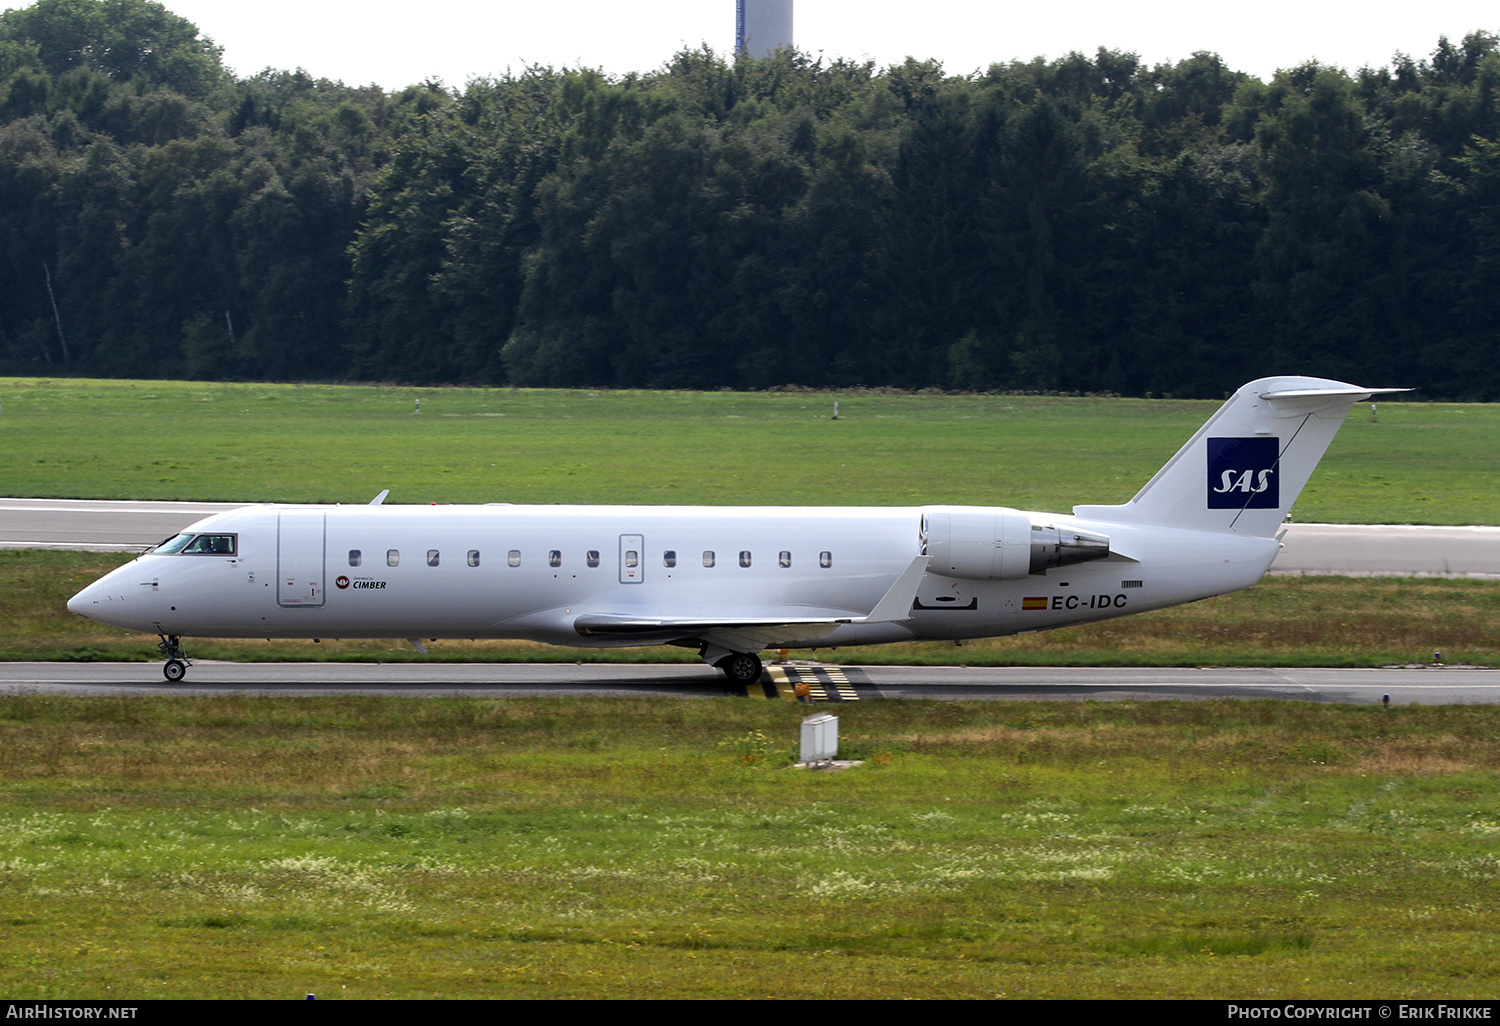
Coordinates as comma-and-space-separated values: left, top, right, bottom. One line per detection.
5, 378, 1498, 999
1, 695, 1498, 998
10, 549, 1499, 666
1, 377, 1495, 523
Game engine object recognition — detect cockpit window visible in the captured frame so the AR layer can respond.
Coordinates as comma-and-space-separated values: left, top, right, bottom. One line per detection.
181, 534, 236, 555
154, 533, 194, 554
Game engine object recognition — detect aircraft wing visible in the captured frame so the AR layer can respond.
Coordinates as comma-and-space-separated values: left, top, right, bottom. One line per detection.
571, 555, 929, 647
572, 615, 848, 649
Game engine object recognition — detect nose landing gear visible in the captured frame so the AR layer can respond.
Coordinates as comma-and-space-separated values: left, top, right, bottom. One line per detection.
156, 633, 190, 682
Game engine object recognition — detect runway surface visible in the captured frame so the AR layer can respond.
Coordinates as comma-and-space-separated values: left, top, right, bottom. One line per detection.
0, 498, 245, 551
3, 661, 1495, 705
1271, 522, 1500, 578
3, 497, 1499, 576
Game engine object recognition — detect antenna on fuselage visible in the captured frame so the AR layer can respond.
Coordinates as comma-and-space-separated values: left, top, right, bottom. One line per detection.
370, 489, 390, 506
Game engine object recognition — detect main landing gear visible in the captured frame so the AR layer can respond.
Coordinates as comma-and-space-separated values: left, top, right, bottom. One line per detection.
714, 651, 764, 684
157, 633, 190, 682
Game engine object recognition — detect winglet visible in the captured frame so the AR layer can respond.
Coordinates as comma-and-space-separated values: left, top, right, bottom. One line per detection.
861, 555, 929, 623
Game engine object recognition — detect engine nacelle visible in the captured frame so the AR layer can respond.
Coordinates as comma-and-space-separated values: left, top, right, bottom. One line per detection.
921, 506, 1110, 580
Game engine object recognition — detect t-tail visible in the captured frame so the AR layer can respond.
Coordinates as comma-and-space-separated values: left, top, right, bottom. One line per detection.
1072, 376, 1408, 537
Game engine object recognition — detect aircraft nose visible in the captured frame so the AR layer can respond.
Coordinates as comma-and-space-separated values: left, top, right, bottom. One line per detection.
67, 582, 96, 617
68, 578, 120, 620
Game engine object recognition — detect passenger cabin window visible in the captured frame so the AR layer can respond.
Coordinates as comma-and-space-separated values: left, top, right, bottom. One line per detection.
182, 534, 236, 555
820, 551, 832, 569
586, 550, 600, 568
663, 550, 677, 568
779, 550, 791, 568
427, 549, 440, 567
387, 549, 400, 567
508, 550, 521, 567
349, 549, 362, 567
467, 550, 480, 567
548, 550, 561, 568
703, 551, 715, 568
739, 551, 752, 568
624, 550, 639, 568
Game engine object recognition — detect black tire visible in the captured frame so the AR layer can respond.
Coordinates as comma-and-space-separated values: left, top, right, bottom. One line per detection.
718, 652, 763, 684
163, 659, 186, 682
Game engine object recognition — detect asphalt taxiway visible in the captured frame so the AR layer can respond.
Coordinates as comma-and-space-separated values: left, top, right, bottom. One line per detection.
2, 661, 1494, 705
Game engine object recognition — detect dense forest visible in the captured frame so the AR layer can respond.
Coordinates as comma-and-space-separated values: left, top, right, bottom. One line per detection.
3, 0, 1500, 398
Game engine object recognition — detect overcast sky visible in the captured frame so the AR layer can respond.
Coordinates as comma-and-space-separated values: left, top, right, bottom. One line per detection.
41, 1, 1500, 90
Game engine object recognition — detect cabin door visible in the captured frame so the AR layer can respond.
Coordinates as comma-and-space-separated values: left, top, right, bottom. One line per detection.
277, 511, 326, 607
618, 534, 644, 584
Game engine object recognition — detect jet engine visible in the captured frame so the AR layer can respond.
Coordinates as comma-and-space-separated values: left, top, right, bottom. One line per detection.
921, 506, 1110, 580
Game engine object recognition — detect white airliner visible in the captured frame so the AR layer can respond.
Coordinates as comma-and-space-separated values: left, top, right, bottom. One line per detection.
68, 376, 1401, 683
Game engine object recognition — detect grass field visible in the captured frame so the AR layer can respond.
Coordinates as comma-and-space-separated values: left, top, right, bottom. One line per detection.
3, 378, 1498, 1000
2, 695, 1498, 999
2, 377, 1495, 523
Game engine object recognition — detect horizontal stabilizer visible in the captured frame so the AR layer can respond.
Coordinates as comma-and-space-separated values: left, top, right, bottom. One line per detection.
1259, 386, 1410, 401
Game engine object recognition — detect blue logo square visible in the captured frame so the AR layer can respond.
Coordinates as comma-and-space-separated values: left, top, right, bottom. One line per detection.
1207, 437, 1280, 509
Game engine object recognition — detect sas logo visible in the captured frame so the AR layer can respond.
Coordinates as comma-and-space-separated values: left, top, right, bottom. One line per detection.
336, 576, 350, 590
1207, 436, 1280, 509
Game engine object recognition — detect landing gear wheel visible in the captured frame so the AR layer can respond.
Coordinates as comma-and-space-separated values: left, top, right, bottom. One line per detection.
716, 652, 764, 684
156, 633, 189, 682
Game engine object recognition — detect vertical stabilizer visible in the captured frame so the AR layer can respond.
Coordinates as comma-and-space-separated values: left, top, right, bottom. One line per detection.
1072, 376, 1405, 537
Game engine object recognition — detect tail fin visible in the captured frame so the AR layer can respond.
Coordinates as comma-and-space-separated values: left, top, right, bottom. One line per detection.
1073, 376, 1407, 537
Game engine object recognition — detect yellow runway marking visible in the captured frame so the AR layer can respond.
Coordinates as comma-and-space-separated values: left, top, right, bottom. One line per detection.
753, 665, 862, 702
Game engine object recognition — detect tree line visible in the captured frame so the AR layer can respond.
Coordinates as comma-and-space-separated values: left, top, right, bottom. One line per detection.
3, 0, 1500, 398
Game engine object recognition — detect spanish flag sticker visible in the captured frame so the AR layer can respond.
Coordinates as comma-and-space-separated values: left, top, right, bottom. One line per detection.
1022, 597, 1048, 611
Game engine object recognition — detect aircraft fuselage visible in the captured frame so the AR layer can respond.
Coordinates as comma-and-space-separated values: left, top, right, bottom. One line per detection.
68, 502, 1275, 648
65, 376, 1403, 682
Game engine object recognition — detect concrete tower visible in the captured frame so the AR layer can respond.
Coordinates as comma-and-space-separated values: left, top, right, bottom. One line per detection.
735, 0, 793, 59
